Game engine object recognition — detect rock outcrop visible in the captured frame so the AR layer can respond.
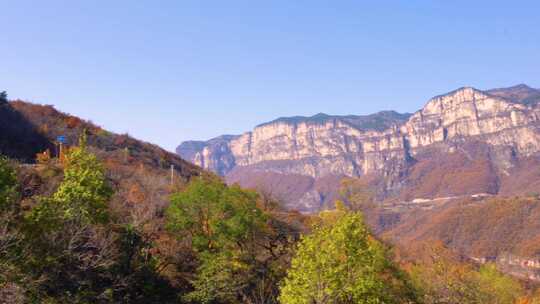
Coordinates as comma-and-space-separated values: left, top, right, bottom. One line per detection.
177, 85, 540, 212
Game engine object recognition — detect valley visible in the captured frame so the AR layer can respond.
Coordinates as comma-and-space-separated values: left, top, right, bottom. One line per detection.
178, 84, 540, 287
2, 89, 540, 302
4, 2, 540, 302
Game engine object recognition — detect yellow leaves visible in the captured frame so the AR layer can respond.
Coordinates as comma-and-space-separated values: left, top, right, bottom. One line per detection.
334, 200, 347, 211
401, 241, 526, 304
49, 138, 112, 224
312, 200, 351, 229
280, 212, 410, 304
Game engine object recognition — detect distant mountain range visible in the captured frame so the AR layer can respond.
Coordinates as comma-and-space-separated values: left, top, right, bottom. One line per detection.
177, 84, 540, 212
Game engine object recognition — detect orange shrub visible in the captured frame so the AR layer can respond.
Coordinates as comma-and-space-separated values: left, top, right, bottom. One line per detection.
66, 116, 82, 129
36, 149, 51, 164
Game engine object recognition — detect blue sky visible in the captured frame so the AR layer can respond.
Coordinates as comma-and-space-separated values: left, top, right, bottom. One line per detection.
2, 1, 539, 151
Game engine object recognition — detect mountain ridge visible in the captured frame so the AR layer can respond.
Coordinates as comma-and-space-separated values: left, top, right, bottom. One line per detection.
1, 99, 202, 179
177, 84, 540, 212
256, 110, 412, 130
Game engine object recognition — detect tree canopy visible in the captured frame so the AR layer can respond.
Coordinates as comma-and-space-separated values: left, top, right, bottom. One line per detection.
52, 135, 112, 224
167, 178, 265, 253
0, 156, 17, 210
0, 91, 7, 104
279, 211, 416, 304
167, 178, 270, 303
0, 134, 536, 303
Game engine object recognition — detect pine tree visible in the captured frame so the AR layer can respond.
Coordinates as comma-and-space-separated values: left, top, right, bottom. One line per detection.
0, 91, 7, 104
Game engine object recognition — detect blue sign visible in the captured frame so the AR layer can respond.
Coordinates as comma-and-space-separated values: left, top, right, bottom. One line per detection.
56, 136, 67, 144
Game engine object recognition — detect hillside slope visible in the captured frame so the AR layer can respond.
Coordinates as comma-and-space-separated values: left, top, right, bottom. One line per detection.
1, 100, 201, 178
381, 196, 540, 281
0, 100, 204, 223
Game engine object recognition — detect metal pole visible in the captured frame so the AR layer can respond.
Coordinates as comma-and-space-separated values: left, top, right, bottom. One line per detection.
59, 142, 63, 161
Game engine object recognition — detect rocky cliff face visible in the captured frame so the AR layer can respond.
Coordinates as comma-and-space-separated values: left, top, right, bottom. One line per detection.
177, 85, 540, 212
178, 111, 412, 178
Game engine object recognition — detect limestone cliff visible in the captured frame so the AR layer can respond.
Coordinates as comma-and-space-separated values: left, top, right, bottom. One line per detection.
177, 85, 540, 212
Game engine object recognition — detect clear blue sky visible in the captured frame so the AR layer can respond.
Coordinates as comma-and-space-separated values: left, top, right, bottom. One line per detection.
2, 1, 539, 151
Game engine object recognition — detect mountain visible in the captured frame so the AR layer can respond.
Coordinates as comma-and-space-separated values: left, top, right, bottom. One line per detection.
1, 100, 201, 177
177, 85, 540, 212
0, 99, 203, 211
0, 99, 313, 302
256, 111, 412, 131
487, 84, 540, 105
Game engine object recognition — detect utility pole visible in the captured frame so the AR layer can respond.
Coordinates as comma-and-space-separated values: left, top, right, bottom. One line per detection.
56, 135, 67, 161
170, 164, 174, 186
59, 142, 63, 160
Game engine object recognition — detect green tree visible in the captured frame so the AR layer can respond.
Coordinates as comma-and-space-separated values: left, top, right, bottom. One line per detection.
0, 156, 20, 276
0, 156, 17, 211
474, 263, 523, 304
30, 135, 112, 226
279, 212, 415, 304
0, 91, 7, 104
167, 178, 268, 303
0, 155, 26, 301
23, 136, 116, 301
184, 251, 250, 304
26, 133, 113, 239
167, 178, 265, 253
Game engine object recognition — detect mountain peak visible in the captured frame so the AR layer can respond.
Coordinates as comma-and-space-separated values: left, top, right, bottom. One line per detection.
430, 86, 483, 101
511, 83, 532, 89
256, 111, 411, 131
421, 87, 488, 114
487, 84, 540, 105
256, 113, 331, 128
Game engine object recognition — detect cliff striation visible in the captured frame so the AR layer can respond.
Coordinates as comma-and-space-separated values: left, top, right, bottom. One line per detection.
177, 85, 540, 212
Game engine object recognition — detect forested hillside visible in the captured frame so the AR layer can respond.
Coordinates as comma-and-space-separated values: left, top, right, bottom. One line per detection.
2, 96, 540, 303
0, 98, 200, 178
0, 97, 307, 302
